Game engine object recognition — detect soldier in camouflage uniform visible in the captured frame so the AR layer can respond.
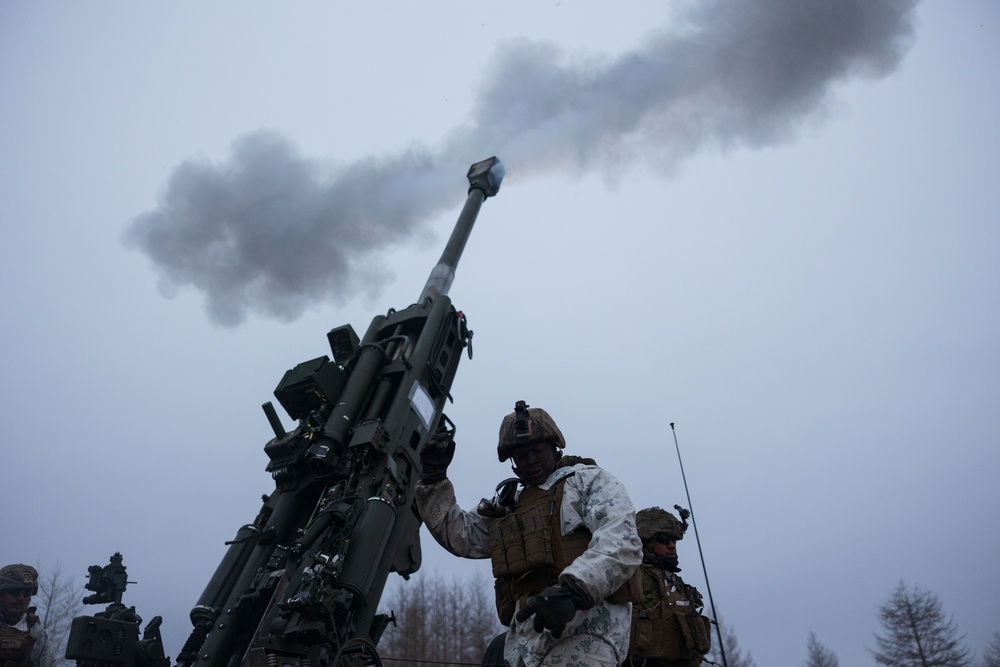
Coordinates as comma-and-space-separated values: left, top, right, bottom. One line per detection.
416, 400, 643, 667
0, 564, 42, 667
625, 508, 712, 667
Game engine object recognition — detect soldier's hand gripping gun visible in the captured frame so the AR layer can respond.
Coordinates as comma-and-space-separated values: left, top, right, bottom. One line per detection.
172, 157, 503, 667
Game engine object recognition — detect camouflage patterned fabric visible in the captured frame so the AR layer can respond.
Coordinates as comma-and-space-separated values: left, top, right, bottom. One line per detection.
635, 507, 687, 542
1, 564, 42, 667
416, 459, 642, 667
0, 566, 37, 595
0, 623, 38, 667
496, 404, 566, 462
625, 566, 711, 667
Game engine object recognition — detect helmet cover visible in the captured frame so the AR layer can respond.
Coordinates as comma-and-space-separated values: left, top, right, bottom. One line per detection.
0, 564, 38, 594
636, 507, 687, 543
497, 401, 566, 462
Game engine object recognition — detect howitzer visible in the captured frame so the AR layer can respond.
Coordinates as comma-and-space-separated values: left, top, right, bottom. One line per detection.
68, 157, 504, 667
184, 157, 503, 667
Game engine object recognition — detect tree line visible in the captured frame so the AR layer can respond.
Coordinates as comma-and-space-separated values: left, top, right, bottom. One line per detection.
374, 570, 502, 667
28, 565, 1000, 667
714, 581, 999, 667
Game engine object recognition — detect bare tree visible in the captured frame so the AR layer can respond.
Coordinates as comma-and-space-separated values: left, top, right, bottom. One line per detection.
379, 574, 432, 666
705, 617, 757, 667
981, 632, 1000, 667
32, 563, 83, 667
804, 632, 839, 667
873, 581, 971, 667
464, 571, 502, 661
378, 570, 501, 666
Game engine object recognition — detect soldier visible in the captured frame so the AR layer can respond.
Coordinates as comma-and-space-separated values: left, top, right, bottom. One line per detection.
626, 508, 712, 667
0, 564, 42, 667
416, 400, 643, 667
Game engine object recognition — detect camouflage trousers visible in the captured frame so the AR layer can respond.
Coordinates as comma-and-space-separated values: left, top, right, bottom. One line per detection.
505, 633, 618, 667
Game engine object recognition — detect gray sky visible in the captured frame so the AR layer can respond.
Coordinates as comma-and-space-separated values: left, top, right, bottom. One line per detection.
2, 2, 998, 666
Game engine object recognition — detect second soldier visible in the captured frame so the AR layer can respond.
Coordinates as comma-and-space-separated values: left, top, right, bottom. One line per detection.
626, 507, 713, 667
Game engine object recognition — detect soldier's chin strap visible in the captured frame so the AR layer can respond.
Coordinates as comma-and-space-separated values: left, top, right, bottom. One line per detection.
507, 444, 559, 482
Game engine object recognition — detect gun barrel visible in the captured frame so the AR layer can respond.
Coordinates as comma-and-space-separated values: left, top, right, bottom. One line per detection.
419, 156, 504, 302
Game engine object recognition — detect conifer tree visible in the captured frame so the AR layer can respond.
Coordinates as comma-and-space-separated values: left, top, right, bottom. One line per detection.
706, 617, 757, 667
804, 632, 839, 667
981, 632, 1000, 667
872, 581, 971, 667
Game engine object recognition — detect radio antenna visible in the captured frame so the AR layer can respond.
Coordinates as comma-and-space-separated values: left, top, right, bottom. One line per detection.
670, 422, 727, 667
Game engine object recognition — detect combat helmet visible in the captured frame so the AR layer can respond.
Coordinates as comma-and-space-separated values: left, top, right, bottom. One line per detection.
497, 400, 566, 462
0, 564, 38, 595
636, 507, 688, 543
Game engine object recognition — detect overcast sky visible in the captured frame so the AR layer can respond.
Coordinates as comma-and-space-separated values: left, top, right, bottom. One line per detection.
2, 2, 998, 666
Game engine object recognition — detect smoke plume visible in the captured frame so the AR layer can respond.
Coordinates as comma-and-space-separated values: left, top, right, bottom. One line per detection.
125, 0, 919, 326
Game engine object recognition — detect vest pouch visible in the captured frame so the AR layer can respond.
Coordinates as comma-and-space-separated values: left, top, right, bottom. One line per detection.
657, 610, 687, 659
673, 605, 698, 655
489, 505, 554, 580
494, 577, 516, 627
628, 610, 654, 655
0, 627, 36, 667
670, 601, 712, 655
628, 604, 686, 660
489, 514, 516, 578
687, 613, 712, 654
518, 505, 554, 573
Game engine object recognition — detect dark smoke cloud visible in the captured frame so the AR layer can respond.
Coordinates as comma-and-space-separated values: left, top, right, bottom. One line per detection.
126, 137, 457, 326
125, 0, 919, 326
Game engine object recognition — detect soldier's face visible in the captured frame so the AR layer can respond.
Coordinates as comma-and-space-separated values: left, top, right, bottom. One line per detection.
510, 441, 558, 486
652, 535, 677, 559
1, 589, 32, 618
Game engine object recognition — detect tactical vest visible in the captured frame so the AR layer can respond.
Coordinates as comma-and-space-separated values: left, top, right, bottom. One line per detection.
0, 613, 38, 667
487, 468, 641, 625
626, 566, 711, 665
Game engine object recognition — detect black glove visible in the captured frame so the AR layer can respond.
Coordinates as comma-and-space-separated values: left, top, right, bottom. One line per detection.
420, 434, 455, 484
514, 580, 591, 638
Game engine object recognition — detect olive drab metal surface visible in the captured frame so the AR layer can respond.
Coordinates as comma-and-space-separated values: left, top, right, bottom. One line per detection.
65, 158, 504, 667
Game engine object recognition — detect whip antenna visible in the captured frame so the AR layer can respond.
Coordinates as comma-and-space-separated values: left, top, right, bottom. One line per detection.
670, 422, 727, 667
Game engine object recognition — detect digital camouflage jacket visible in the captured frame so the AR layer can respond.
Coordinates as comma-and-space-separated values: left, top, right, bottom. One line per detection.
416, 460, 643, 667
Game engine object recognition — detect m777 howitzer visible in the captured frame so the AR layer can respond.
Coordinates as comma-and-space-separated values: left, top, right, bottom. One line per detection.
66, 157, 505, 667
